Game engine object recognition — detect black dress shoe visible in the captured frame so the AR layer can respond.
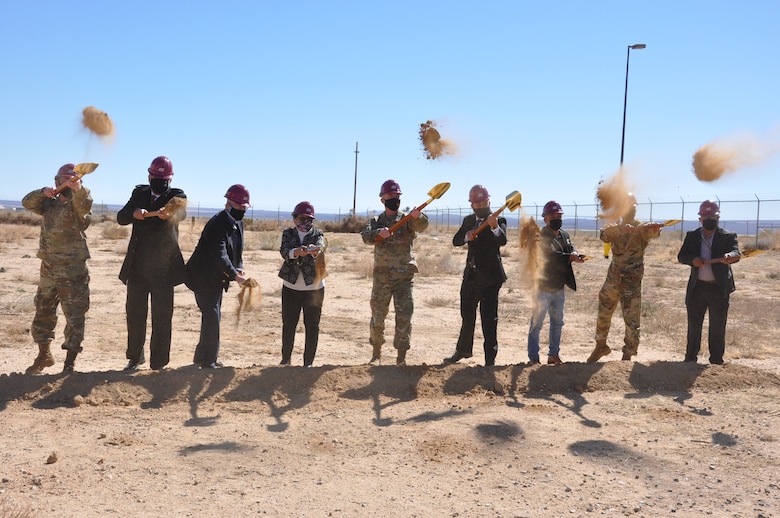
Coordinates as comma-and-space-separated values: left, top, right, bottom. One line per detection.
443, 351, 472, 363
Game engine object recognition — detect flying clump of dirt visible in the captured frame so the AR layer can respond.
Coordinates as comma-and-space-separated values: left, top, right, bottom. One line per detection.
596, 169, 635, 222
419, 120, 457, 160
82, 106, 115, 138
692, 133, 779, 182
519, 215, 543, 291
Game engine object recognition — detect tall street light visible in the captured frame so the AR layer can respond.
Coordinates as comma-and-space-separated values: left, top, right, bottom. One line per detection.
620, 43, 646, 165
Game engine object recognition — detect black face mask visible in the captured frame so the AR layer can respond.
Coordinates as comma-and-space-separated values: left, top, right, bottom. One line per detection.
384, 198, 401, 211
702, 219, 718, 231
549, 219, 563, 231
150, 178, 170, 195
474, 207, 492, 219
229, 207, 246, 221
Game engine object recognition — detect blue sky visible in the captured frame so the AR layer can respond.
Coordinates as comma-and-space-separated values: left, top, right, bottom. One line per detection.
1, 1, 778, 219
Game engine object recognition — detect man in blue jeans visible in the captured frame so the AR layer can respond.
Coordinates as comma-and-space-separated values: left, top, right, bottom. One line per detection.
527, 201, 583, 364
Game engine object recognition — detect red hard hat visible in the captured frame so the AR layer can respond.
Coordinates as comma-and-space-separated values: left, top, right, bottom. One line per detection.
542, 200, 564, 216
225, 184, 250, 208
293, 201, 315, 219
379, 179, 402, 196
56, 163, 77, 178
698, 200, 720, 217
468, 185, 490, 204
148, 156, 173, 179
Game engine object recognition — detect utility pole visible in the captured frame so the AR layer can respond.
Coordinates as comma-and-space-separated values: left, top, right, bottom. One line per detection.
352, 142, 359, 217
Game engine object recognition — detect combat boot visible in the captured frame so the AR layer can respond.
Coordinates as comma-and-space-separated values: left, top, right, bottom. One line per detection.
587, 341, 611, 363
396, 348, 407, 366
369, 343, 382, 364
26, 343, 55, 375
63, 349, 79, 373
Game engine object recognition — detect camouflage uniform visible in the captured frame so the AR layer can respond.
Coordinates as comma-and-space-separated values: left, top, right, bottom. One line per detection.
22, 185, 92, 371
361, 211, 429, 355
594, 218, 660, 358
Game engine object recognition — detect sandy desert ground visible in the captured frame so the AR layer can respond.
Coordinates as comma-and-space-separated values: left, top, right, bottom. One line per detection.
1, 215, 779, 517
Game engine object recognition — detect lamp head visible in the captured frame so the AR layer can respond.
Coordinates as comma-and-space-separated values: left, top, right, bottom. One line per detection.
629, 44, 647, 50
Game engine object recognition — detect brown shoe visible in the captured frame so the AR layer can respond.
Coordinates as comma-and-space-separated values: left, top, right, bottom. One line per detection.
547, 356, 563, 365
25, 345, 55, 375
587, 342, 611, 363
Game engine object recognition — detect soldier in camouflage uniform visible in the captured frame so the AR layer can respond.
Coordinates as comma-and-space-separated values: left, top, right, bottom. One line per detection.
22, 163, 92, 374
361, 180, 428, 365
587, 194, 662, 362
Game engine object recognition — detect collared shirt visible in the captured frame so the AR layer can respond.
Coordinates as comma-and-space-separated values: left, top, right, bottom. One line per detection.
698, 229, 716, 282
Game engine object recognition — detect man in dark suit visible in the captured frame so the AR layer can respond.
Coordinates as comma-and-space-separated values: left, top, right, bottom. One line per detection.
186, 184, 250, 369
678, 200, 740, 365
118, 156, 187, 371
444, 185, 508, 367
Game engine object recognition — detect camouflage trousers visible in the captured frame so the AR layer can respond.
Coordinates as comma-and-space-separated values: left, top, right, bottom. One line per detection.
31, 261, 90, 352
595, 273, 641, 355
369, 271, 415, 350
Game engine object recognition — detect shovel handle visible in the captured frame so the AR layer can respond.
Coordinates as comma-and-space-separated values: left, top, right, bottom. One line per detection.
375, 199, 432, 243
471, 203, 509, 237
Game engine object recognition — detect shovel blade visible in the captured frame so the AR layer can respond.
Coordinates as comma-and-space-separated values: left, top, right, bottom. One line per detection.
426, 182, 451, 200
74, 162, 99, 176
504, 190, 522, 212
663, 219, 683, 227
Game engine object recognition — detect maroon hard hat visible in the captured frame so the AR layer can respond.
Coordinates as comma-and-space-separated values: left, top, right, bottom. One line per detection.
542, 200, 564, 216
56, 163, 77, 178
148, 156, 173, 179
379, 179, 402, 196
468, 185, 490, 204
698, 200, 720, 217
293, 201, 315, 219
225, 184, 250, 208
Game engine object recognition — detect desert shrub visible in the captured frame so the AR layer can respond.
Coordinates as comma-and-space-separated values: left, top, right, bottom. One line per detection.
0, 210, 40, 226
245, 231, 279, 252
98, 221, 129, 240
425, 295, 455, 308
244, 219, 281, 232
0, 223, 38, 245
320, 215, 370, 234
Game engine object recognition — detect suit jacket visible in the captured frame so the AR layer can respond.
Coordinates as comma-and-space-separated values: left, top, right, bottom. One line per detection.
537, 226, 578, 292
278, 226, 325, 286
117, 185, 186, 286
185, 210, 244, 292
678, 226, 739, 300
453, 214, 507, 284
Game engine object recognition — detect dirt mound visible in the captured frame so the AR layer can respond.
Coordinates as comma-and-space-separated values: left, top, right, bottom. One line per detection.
3, 361, 778, 409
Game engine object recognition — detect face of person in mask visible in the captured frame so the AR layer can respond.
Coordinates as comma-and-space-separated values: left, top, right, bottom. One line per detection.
226, 200, 248, 221
295, 215, 314, 233
545, 213, 563, 231
149, 177, 170, 195
701, 216, 719, 231
471, 200, 491, 219
382, 194, 401, 212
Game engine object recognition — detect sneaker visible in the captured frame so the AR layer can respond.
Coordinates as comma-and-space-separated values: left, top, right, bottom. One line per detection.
547, 356, 563, 365
124, 361, 141, 371
528, 359, 541, 365
587, 342, 611, 363
443, 351, 472, 364
201, 362, 222, 369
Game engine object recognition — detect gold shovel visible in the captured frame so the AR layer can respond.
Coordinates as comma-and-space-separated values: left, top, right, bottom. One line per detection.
375, 182, 451, 242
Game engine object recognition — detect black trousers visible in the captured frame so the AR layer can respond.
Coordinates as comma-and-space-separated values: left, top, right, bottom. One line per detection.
125, 277, 174, 369
456, 277, 502, 364
281, 285, 324, 366
193, 284, 224, 367
685, 282, 730, 364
